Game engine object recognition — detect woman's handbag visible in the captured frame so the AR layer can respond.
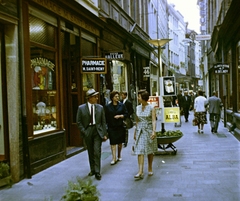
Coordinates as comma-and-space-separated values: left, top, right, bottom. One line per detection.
192, 118, 198, 126
124, 117, 133, 129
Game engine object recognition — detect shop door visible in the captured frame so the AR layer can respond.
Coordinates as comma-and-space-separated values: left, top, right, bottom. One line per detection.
62, 31, 82, 148
0, 27, 9, 161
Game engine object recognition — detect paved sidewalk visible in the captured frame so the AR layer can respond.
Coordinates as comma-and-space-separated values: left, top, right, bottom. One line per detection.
0, 112, 240, 201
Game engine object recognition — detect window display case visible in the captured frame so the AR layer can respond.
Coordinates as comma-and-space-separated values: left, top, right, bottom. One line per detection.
31, 57, 57, 134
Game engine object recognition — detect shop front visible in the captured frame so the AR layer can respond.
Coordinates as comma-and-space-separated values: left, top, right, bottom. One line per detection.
210, 0, 240, 135
100, 18, 134, 104
0, 0, 22, 182
22, 0, 104, 176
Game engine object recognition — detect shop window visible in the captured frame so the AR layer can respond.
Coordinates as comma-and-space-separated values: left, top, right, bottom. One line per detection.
31, 50, 57, 134
30, 15, 58, 135
81, 38, 97, 97
111, 60, 126, 92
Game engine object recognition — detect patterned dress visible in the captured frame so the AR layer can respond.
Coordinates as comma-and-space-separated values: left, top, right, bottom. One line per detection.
134, 104, 158, 155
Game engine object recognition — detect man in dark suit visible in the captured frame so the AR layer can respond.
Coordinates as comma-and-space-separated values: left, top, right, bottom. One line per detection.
181, 91, 192, 122
206, 91, 222, 133
121, 91, 134, 147
76, 89, 107, 180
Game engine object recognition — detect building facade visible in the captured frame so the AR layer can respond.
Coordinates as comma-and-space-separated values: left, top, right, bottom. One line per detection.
209, 0, 240, 135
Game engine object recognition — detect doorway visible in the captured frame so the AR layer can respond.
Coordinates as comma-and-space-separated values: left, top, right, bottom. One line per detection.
61, 30, 84, 156
0, 26, 9, 162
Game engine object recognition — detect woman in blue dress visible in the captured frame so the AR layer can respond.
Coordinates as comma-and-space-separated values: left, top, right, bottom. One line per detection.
133, 90, 158, 179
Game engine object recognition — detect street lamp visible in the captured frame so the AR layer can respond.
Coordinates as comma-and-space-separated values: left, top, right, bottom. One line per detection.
147, 39, 172, 133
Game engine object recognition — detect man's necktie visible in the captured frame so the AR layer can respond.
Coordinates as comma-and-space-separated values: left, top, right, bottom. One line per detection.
90, 104, 93, 125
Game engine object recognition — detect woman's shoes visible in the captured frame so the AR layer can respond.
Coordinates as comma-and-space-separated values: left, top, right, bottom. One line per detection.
117, 157, 122, 161
148, 172, 153, 176
110, 160, 117, 165
134, 173, 143, 179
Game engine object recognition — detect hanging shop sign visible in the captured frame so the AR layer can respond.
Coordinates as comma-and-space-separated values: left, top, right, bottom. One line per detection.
160, 76, 176, 96
105, 52, 124, 60
214, 63, 230, 74
147, 96, 160, 108
81, 58, 107, 74
163, 107, 180, 123
143, 66, 150, 78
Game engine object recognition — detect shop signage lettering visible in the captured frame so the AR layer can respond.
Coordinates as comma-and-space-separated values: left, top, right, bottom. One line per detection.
163, 107, 180, 123
147, 96, 159, 108
214, 63, 229, 74
105, 52, 124, 60
81, 58, 107, 74
143, 66, 150, 77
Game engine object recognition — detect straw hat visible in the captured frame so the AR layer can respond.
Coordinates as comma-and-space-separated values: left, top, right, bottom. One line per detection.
86, 88, 99, 98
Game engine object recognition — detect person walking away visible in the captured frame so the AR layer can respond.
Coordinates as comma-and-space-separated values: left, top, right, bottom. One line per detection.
133, 90, 158, 179
181, 91, 192, 122
194, 90, 208, 133
121, 91, 134, 147
177, 90, 183, 114
76, 89, 108, 180
105, 90, 128, 165
205, 91, 222, 133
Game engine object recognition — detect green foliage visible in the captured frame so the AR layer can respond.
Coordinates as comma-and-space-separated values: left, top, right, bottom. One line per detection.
61, 177, 100, 201
0, 162, 10, 179
156, 130, 183, 137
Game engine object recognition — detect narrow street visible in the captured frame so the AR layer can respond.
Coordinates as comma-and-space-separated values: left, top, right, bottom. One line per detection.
0, 111, 239, 201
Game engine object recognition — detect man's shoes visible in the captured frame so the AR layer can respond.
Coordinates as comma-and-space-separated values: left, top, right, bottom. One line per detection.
185, 120, 188, 122
95, 173, 102, 180
211, 128, 214, 133
124, 143, 127, 147
88, 171, 95, 176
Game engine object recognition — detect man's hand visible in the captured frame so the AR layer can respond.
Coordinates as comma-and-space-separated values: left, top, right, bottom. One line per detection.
102, 136, 108, 142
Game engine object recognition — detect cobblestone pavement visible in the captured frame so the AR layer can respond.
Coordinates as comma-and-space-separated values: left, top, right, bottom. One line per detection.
0, 111, 239, 201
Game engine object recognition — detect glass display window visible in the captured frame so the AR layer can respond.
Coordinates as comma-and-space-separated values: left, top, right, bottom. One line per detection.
111, 60, 127, 92
31, 51, 57, 134
29, 14, 58, 135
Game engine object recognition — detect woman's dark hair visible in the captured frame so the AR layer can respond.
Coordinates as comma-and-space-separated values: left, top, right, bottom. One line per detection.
198, 90, 203, 96
110, 90, 119, 101
140, 91, 149, 101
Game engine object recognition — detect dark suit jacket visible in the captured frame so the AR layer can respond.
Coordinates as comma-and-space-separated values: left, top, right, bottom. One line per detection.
181, 95, 192, 109
76, 103, 107, 139
121, 99, 134, 117
104, 102, 128, 128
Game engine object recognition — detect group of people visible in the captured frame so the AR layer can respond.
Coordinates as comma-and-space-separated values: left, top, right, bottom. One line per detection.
76, 88, 156, 180
76, 87, 222, 181
175, 89, 222, 134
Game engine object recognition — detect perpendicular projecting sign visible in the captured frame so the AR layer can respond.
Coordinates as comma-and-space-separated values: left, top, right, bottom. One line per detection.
163, 107, 180, 123
143, 66, 150, 78
214, 63, 230, 74
81, 58, 107, 74
160, 76, 176, 96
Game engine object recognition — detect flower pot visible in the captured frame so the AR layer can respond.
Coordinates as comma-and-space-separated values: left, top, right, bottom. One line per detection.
0, 176, 11, 188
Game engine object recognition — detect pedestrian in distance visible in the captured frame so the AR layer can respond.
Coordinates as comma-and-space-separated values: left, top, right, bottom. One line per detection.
181, 91, 192, 122
121, 91, 134, 147
133, 90, 158, 179
194, 90, 208, 134
205, 91, 222, 133
177, 90, 183, 114
76, 89, 108, 180
104, 90, 128, 165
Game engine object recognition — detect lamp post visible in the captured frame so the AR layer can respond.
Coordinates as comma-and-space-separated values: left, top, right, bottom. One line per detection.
147, 39, 172, 133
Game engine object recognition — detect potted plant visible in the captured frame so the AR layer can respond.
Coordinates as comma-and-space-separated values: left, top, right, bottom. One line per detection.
156, 130, 183, 154
61, 177, 100, 201
0, 162, 12, 188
